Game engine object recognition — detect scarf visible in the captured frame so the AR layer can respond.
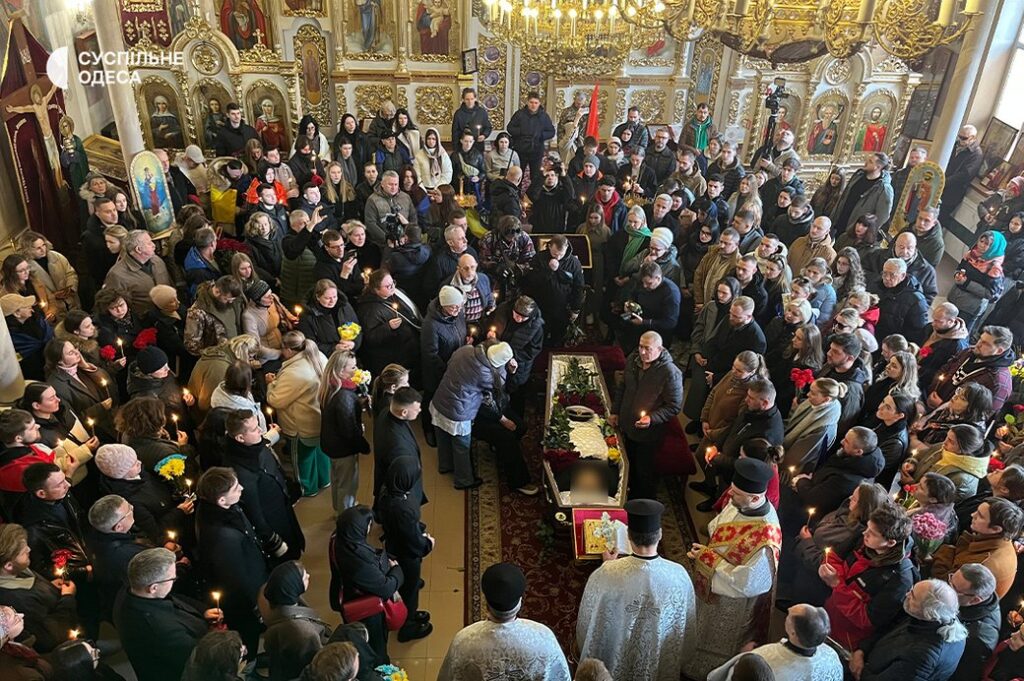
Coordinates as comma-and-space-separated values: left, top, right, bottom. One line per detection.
937, 448, 990, 478
690, 117, 713, 150
456, 150, 480, 178
58, 361, 80, 379
597, 190, 622, 227
923, 317, 969, 348
620, 223, 653, 273
964, 230, 1006, 277
863, 537, 908, 568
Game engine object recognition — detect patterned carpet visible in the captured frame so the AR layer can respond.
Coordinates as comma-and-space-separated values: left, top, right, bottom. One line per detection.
464, 400, 699, 659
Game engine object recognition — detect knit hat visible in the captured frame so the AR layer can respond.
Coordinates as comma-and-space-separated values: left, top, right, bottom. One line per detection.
486, 341, 514, 367
149, 285, 179, 312
650, 227, 674, 250
184, 144, 205, 164
733, 458, 773, 495
245, 280, 272, 303
95, 444, 139, 480
1, 294, 35, 317
513, 295, 536, 317
583, 154, 600, 170
481, 562, 527, 612
136, 346, 168, 375
608, 136, 623, 148
438, 286, 465, 307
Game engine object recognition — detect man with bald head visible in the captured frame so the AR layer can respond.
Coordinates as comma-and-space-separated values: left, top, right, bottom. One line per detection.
450, 253, 494, 324
708, 603, 842, 681
788, 216, 836, 274
940, 124, 983, 226
609, 331, 683, 500
918, 302, 969, 389
426, 224, 478, 294
490, 165, 524, 224
871, 231, 937, 302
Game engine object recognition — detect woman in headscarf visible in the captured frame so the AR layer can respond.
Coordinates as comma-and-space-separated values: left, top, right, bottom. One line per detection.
260, 561, 332, 681
392, 108, 420, 165
328, 505, 403, 667
288, 135, 326, 189
298, 115, 331, 162
414, 127, 453, 189
947, 229, 1006, 332
334, 113, 373, 170
377, 456, 433, 643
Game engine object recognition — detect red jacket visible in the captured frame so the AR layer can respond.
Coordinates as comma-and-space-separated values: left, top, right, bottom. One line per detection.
0, 444, 55, 492
713, 463, 780, 511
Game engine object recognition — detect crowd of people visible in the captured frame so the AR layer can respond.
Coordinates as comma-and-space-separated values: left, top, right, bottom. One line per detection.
0, 87, 1023, 681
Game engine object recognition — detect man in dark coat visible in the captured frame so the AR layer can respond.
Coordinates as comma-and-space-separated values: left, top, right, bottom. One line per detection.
113, 547, 214, 681
734, 255, 768, 317
611, 331, 683, 500
867, 231, 938, 303
818, 333, 870, 437
194, 466, 270, 651
917, 302, 970, 391
760, 158, 805, 226
940, 125, 984, 227
521, 234, 585, 347
313, 229, 364, 301
223, 410, 303, 561
705, 296, 767, 386
707, 141, 746, 201
383, 225, 432, 308
451, 88, 493, 154
424, 225, 479, 296
614, 261, 681, 350
853, 579, 967, 681
485, 295, 544, 398
372, 387, 426, 506
927, 325, 1016, 413
645, 128, 678, 184
214, 103, 259, 158
85, 494, 156, 620
613, 107, 651, 152
790, 427, 884, 517
0, 523, 79, 653
699, 379, 784, 500
949, 564, 1001, 681
489, 165, 524, 224
527, 162, 575, 233
874, 258, 929, 344
506, 92, 556, 184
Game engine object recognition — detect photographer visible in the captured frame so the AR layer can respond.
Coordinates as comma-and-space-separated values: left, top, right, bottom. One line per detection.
384, 223, 432, 308
313, 229, 364, 300
363, 170, 418, 248
478, 216, 536, 301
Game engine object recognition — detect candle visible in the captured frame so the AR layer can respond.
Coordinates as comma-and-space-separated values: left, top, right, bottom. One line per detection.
212, 590, 222, 609
938, 374, 945, 382
100, 378, 110, 400
857, 0, 876, 23
492, 290, 499, 300
54, 566, 65, 578
86, 418, 96, 437
185, 478, 193, 494
391, 302, 400, 311
640, 410, 647, 419
964, 0, 980, 11
167, 530, 177, 542
182, 387, 191, 401
936, 0, 954, 25
69, 629, 80, 640
822, 546, 832, 564
116, 338, 125, 358
469, 325, 478, 337
807, 507, 816, 524
293, 305, 303, 316
266, 407, 275, 425
169, 413, 179, 438
788, 465, 796, 475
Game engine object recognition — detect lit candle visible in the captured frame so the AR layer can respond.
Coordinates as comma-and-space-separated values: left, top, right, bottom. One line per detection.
170, 413, 179, 438
788, 465, 796, 475
100, 378, 110, 400
167, 530, 177, 542
469, 325, 478, 337
391, 302, 400, 311
266, 406, 275, 425
182, 387, 191, 401
640, 410, 647, 419
822, 546, 832, 565
185, 478, 193, 494
86, 418, 96, 437
294, 305, 303, 316
69, 629, 80, 640
938, 374, 945, 382
54, 566, 65, 578
492, 290, 499, 300
212, 590, 222, 609
116, 338, 125, 358
807, 507, 816, 524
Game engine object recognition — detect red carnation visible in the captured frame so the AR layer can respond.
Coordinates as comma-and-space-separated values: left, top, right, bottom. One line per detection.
99, 345, 116, 361
918, 346, 933, 358
790, 368, 815, 390
133, 327, 158, 350
989, 457, 1006, 472
543, 448, 580, 474
1013, 404, 1024, 414
51, 548, 74, 569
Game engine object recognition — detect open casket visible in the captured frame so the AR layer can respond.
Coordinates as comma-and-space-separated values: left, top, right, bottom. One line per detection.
541, 353, 629, 509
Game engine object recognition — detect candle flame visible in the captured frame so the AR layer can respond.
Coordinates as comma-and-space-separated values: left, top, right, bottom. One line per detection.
69, 629, 79, 640
391, 302, 399, 310
807, 507, 816, 516
294, 305, 303, 315
182, 388, 190, 396
116, 338, 124, 346
54, 566, 65, 577
86, 418, 95, 426
167, 530, 177, 541
788, 466, 796, 473
211, 590, 222, 603
100, 378, 107, 387
171, 414, 179, 423
185, 478, 193, 488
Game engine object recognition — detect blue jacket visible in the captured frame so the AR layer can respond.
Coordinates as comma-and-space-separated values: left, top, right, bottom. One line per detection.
431, 345, 504, 423
183, 246, 220, 301
860, 614, 966, 681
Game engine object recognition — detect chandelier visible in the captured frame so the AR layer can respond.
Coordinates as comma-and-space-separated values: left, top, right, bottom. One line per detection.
481, 0, 658, 75
614, 0, 983, 62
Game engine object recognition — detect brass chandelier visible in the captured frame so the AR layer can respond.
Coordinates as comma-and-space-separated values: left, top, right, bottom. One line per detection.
613, 0, 983, 62
481, 0, 659, 75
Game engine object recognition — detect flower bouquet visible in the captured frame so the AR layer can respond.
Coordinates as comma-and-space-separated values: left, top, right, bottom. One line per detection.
133, 327, 158, 350
911, 511, 949, 562
995, 404, 1024, 449
338, 322, 361, 341
543, 404, 580, 473
154, 453, 189, 495
99, 345, 117, 361
790, 368, 816, 391
352, 368, 372, 397
899, 484, 918, 509
375, 664, 408, 681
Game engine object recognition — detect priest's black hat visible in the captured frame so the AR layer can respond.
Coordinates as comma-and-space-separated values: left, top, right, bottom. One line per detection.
625, 499, 664, 533
733, 458, 773, 494
481, 562, 526, 612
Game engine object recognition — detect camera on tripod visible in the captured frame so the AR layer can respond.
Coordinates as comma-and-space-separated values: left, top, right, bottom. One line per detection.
764, 77, 790, 115
382, 212, 404, 243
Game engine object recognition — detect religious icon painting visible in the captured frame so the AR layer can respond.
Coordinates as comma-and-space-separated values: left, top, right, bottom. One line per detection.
413, 0, 455, 57
294, 24, 330, 125
283, 0, 327, 16
482, 69, 501, 87
482, 94, 499, 111
137, 78, 186, 150
219, 0, 273, 51
345, 0, 395, 56
482, 45, 500, 63
853, 90, 896, 154
890, 160, 945, 237
462, 49, 479, 75
194, 80, 233, 152
245, 81, 291, 153
805, 91, 848, 159
129, 150, 175, 236
978, 117, 1019, 180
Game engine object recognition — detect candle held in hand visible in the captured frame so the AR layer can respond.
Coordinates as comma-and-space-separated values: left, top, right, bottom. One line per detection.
69, 629, 79, 640
167, 530, 177, 542
212, 590, 222, 607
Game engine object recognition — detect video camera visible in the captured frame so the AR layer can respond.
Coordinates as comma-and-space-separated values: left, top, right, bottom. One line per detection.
764, 77, 790, 115
382, 212, 404, 244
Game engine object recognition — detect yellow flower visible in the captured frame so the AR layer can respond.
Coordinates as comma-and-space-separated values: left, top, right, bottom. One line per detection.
158, 458, 185, 480
338, 322, 362, 341
607, 447, 621, 463
352, 369, 372, 386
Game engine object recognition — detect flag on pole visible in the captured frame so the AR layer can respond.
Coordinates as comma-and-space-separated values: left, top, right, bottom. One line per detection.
585, 83, 600, 140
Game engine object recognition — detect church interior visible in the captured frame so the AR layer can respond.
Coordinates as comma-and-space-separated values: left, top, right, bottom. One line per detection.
0, 0, 1023, 680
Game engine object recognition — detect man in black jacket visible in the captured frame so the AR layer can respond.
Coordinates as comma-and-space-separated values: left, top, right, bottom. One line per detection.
372, 388, 426, 507
313, 229, 363, 301
790, 426, 883, 517
223, 410, 303, 561
0, 522, 79, 652
490, 165, 523, 224
697, 379, 784, 501
486, 295, 544, 399
451, 87, 493, 154
86, 494, 158, 619
734, 255, 768, 317
940, 125, 983, 227
610, 331, 683, 500
113, 547, 217, 681
527, 162, 575, 233
705, 296, 767, 386
506, 92, 556, 183
949, 563, 1001, 681
646, 128, 678, 184
875, 257, 929, 344
522, 234, 585, 347
819, 333, 870, 437
424, 225, 479, 296
214, 102, 258, 158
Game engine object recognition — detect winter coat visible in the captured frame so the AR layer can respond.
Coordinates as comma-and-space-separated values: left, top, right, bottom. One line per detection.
372, 413, 424, 508
364, 188, 418, 247
918, 321, 970, 391
931, 533, 1019, 598
645, 145, 677, 183
223, 438, 304, 556
942, 141, 984, 210
985, 283, 1024, 349
772, 207, 815, 247
506, 105, 556, 162
184, 282, 246, 356
0, 569, 78, 653
784, 397, 842, 458
900, 223, 947, 269
760, 175, 806, 225
98, 472, 187, 545
616, 163, 658, 201
451, 103, 493, 149
707, 157, 746, 201
485, 302, 544, 392
320, 385, 371, 460
183, 247, 220, 301
700, 370, 757, 444
267, 350, 326, 439
103, 254, 173, 316
715, 404, 785, 461
613, 347, 683, 444
823, 543, 916, 651
194, 501, 269, 620
384, 243, 432, 305
262, 603, 332, 681
621, 246, 681, 284
146, 309, 192, 374
125, 435, 181, 473
424, 245, 480, 295
858, 614, 966, 681
355, 291, 421, 379
789, 234, 837, 274
522, 243, 586, 317
930, 347, 1015, 413
46, 366, 117, 439
818, 359, 870, 436
834, 169, 895, 233
420, 298, 468, 392
113, 591, 208, 681
951, 593, 1001, 681
431, 345, 504, 424
15, 494, 89, 578
215, 120, 259, 157
739, 271, 769, 317
1002, 228, 1024, 279
791, 502, 866, 604
87, 529, 150, 618
297, 294, 362, 358
527, 176, 576, 233
866, 247, 938, 303
613, 121, 651, 151
870, 419, 909, 490
706, 319, 767, 381
875, 275, 930, 344
794, 447, 884, 516
692, 245, 740, 307
312, 248, 363, 301
6, 312, 53, 381
25, 246, 79, 313
618, 278, 682, 348
489, 179, 523, 223
247, 234, 283, 281
947, 255, 1004, 320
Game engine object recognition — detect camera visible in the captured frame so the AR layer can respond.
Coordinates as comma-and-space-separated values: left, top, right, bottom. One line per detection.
382, 213, 404, 243
764, 77, 790, 115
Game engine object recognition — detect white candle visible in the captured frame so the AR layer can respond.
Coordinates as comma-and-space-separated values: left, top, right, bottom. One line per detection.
857, 0, 877, 23
936, 0, 954, 25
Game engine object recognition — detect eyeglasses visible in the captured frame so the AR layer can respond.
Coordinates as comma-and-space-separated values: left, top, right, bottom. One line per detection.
111, 504, 134, 529
957, 135, 969, 141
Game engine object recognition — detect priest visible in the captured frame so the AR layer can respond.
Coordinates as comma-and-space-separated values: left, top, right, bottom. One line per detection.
438, 562, 570, 681
576, 499, 696, 681
684, 457, 782, 679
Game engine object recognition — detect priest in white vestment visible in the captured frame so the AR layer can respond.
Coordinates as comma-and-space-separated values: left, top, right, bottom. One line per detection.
438, 562, 570, 681
684, 457, 783, 680
708, 603, 844, 681
576, 499, 696, 681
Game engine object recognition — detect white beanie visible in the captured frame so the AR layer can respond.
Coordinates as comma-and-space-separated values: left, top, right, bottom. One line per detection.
95, 444, 139, 479
650, 227, 674, 250
486, 342, 514, 367
438, 286, 465, 307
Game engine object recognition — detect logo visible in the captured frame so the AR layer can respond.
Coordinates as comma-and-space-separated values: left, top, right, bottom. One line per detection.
46, 46, 69, 90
